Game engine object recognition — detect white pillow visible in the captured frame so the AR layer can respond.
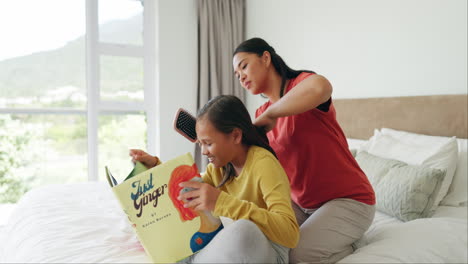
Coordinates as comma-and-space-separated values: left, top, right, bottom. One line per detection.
381, 127, 454, 146
359, 129, 458, 211
347, 138, 367, 150
432, 205, 468, 219
441, 139, 467, 206
380, 128, 466, 207
359, 131, 447, 165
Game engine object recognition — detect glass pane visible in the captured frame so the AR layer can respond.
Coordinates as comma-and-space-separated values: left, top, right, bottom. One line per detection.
100, 55, 144, 102
99, 0, 143, 45
0, 114, 87, 203
98, 114, 147, 182
0, 1, 86, 109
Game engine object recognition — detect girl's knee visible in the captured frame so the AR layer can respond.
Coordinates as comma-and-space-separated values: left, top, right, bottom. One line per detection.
230, 219, 258, 231
193, 219, 276, 263
227, 219, 263, 243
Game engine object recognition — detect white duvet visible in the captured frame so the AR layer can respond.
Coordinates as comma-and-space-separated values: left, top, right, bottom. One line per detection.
0, 183, 151, 263
339, 212, 467, 263
0, 182, 467, 263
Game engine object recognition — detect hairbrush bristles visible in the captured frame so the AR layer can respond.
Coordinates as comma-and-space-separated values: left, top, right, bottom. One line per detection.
173, 108, 197, 142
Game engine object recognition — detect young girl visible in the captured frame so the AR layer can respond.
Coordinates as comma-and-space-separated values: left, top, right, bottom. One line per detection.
129, 95, 299, 263
233, 37, 376, 263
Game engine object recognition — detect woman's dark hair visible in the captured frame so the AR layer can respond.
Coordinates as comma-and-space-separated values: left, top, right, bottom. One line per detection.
233, 37, 315, 98
197, 95, 276, 187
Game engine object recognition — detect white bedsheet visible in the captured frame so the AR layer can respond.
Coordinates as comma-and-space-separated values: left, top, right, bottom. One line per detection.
340, 208, 467, 263
0, 182, 151, 263
1, 183, 467, 263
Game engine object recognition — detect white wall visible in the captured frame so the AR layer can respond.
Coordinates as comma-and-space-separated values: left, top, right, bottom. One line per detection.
153, 0, 467, 157
154, 0, 198, 160
245, 0, 467, 114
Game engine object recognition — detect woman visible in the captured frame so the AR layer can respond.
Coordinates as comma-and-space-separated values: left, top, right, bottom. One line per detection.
232, 37, 376, 263
130, 95, 299, 263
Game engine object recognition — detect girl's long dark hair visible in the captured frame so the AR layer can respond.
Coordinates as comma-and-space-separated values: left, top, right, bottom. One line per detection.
233, 37, 315, 98
197, 95, 276, 188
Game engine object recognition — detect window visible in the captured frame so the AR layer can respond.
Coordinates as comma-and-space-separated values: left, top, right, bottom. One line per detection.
0, 0, 156, 204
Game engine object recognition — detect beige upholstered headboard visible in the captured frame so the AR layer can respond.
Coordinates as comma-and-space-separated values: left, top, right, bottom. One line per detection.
333, 94, 468, 140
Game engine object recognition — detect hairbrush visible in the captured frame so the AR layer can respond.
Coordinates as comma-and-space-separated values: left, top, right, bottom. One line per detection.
173, 108, 197, 143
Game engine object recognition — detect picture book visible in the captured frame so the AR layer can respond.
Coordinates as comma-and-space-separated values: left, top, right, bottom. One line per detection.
105, 153, 223, 263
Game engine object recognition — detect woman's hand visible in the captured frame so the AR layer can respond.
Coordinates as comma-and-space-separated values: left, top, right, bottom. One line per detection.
254, 110, 277, 132
178, 181, 221, 211
129, 149, 159, 168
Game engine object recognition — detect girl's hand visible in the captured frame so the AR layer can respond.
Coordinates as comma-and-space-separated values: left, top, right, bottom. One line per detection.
129, 149, 159, 168
254, 111, 277, 132
178, 181, 221, 211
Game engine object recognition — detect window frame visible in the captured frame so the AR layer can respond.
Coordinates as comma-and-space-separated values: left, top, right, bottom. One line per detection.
86, 0, 157, 181
0, 0, 157, 182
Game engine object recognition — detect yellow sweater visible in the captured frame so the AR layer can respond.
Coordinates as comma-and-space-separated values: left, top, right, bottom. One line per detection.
202, 145, 299, 248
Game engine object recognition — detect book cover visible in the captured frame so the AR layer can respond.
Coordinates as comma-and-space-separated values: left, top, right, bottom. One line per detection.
105, 152, 221, 263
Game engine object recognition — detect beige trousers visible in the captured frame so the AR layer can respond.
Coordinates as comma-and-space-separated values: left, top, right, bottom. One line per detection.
289, 198, 375, 264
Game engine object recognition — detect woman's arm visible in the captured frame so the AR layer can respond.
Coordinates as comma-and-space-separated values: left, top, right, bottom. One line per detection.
271, 74, 332, 117
255, 74, 332, 130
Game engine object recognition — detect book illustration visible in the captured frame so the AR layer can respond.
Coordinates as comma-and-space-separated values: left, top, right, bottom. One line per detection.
168, 165, 224, 252
105, 153, 223, 263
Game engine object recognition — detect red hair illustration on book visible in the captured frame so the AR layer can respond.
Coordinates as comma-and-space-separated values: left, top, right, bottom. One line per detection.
168, 163, 224, 252
168, 163, 199, 221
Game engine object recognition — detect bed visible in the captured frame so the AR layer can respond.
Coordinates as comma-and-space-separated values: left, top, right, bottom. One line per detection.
1, 94, 467, 263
